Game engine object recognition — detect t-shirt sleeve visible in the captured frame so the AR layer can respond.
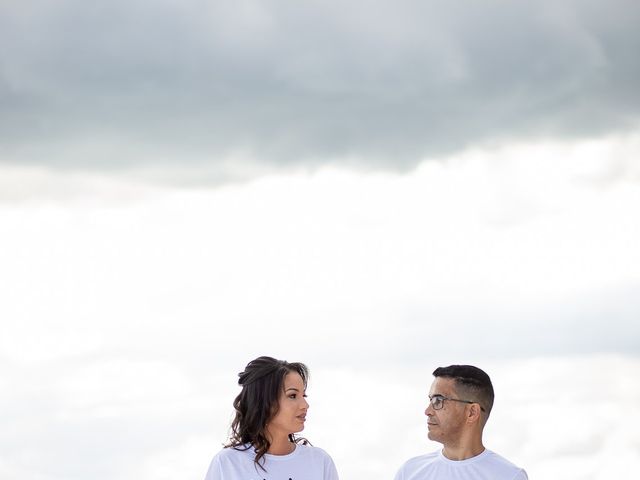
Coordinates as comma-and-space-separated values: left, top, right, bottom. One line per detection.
512, 469, 528, 480
203, 455, 222, 480
323, 450, 340, 480
393, 463, 405, 480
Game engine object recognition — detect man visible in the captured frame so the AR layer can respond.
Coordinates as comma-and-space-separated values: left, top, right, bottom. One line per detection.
394, 365, 527, 480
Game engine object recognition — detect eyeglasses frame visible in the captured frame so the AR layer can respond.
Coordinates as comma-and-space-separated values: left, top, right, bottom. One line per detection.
428, 394, 486, 412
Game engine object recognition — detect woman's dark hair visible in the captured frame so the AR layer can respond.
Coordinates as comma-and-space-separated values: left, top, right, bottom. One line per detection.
225, 356, 309, 469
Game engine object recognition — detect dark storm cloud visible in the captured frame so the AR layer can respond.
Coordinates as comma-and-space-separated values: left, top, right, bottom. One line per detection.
1, 0, 639, 173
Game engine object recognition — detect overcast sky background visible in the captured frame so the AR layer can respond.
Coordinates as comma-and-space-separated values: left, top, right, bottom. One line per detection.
1, 1, 639, 480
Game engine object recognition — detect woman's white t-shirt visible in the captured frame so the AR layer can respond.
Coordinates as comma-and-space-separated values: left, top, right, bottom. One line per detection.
204, 444, 339, 480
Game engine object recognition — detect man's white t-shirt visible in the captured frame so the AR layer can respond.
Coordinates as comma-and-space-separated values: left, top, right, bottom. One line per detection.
394, 449, 528, 480
204, 444, 339, 480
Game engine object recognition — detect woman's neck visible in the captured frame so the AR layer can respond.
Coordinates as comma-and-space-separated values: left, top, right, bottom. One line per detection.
266, 435, 295, 455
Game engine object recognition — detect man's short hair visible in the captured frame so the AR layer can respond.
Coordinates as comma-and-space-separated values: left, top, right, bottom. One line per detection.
433, 365, 495, 416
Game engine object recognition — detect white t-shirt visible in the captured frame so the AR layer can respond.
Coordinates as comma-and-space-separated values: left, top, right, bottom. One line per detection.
204, 444, 339, 480
394, 449, 528, 480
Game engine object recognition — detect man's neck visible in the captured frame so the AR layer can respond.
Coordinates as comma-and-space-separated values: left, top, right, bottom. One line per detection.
441, 441, 485, 461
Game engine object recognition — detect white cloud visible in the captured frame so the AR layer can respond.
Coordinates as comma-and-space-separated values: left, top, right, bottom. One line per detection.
1, 134, 639, 365
0, 135, 639, 479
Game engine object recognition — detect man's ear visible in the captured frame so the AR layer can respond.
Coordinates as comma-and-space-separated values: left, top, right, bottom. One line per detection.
466, 403, 482, 424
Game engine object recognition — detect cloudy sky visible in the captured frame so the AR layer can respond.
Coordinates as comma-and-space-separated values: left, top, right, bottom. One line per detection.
3, 0, 640, 175
1, 1, 639, 480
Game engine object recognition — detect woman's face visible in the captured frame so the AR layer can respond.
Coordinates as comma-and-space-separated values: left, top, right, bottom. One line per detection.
266, 371, 309, 440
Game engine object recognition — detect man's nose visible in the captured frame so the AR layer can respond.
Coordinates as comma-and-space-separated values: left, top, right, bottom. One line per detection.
425, 402, 434, 416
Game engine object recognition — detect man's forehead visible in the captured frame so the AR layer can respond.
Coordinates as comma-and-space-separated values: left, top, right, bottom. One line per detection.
429, 377, 457, 395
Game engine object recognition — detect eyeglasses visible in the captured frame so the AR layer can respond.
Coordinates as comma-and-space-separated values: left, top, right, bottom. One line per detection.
428, 394, 486, 412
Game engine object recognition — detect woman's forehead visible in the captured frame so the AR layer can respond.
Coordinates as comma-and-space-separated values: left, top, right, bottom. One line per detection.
283, 371, 305, 390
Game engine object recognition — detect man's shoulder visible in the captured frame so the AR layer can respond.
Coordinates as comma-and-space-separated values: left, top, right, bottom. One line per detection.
398, 451, 441, 471
395, 449, 527, 480
485, 449, 522, 470
471, 450, 528, 480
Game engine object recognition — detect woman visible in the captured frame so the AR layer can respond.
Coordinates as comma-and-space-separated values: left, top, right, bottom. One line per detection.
204, 356, 340, 480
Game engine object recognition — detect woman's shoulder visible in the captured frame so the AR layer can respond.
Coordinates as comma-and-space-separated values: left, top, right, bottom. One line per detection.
211, 445, 253, 463
296, 443, 335, 461
295, 444, 339, 478
212, 443, 334, 463
204, 446, 255, 480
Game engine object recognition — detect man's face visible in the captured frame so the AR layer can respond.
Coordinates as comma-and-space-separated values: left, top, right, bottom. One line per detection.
424, 377, 468, 446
